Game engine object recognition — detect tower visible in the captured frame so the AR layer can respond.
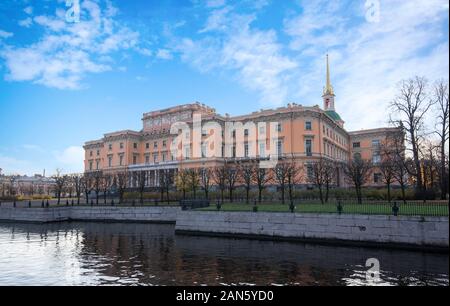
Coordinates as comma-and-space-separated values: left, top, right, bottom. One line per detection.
323, 54, 335, 111
322, 54, 344, 127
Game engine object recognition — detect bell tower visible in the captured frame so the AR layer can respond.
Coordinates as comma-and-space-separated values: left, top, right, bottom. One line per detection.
322, 54, 335, 111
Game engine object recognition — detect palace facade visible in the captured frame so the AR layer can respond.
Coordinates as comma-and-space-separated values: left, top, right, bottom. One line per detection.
84, 56, 402, 188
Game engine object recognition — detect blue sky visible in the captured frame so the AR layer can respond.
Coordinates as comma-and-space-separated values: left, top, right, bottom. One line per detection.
0, 0, 448, 175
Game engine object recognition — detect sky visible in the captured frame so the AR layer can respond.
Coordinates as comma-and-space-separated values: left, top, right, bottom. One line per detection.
0, 0, 448, 176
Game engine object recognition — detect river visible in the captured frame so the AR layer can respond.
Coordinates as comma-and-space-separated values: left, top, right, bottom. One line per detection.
0, 222, 447, 286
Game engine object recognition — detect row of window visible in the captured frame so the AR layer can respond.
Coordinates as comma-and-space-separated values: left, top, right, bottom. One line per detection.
352, 139, 381, 148
323, 124, 347, 146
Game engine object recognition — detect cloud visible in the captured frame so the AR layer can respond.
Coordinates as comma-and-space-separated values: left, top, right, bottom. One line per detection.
176, 5, 297, 106
24, 6, 33, 15
18, 17, 33, 28
206, 0, 226, 8
156, 49, 173, 60
53, 146, 84, 173
0, 0, 140, 89
0, 30, 13, 39
0, 154, 44, 176
283, 0, 449, 130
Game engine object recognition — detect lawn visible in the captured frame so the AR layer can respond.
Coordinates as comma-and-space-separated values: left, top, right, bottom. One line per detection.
196, 202, 449, 216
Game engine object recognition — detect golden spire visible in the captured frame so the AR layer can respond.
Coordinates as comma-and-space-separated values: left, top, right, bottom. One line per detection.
323, 54, 335, 96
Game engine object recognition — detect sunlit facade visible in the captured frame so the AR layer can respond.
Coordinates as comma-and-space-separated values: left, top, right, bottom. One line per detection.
84, 57, 401, 187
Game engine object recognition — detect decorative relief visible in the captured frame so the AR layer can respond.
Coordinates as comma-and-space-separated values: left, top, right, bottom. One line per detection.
144, 111, 192, 129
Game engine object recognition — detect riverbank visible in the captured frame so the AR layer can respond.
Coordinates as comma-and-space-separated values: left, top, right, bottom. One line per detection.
0, 206, 179, 223
0, 206, 448, 252
175, 211, 449, 252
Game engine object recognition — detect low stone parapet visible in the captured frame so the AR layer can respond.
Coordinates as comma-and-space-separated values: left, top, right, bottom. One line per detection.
175, 211, 449, 251
0, 206, 180, 223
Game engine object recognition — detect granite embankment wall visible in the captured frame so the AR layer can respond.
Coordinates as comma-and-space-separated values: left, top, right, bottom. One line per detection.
175, 211, 449, 250
1, 207, 448, 250
0, 206, 179, 223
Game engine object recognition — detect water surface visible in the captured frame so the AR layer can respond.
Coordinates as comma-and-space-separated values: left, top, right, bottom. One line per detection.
0, 222, 448, 286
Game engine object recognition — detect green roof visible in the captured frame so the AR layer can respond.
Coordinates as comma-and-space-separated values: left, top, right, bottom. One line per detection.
325, 110, 343, 121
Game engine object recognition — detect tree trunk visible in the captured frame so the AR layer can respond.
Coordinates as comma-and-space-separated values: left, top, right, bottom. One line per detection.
387, 183, 391, 203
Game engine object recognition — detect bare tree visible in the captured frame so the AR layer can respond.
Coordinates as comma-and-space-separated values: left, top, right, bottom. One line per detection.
53, 169, 68, 205
379, 140, 397, 202
101, 173, 113, 204
274, 163, 290, 204
433, 80, 449, 199
176, 169, 190, 200
188, 169, 200, 199
135, 171, 147, 204
238, 163, 255, 204
308, 158, 335, 204
343, 156, 372, 204
389, 76, 434, 193
72, 173, 83, 204
200, 168, 212, 200
286, 161, 302, 204
116, 170, 128, 204
253, 165, 272, 203
82, 173, 94, 204
213, 166, 227, 203
92, 170, 103, 205
159, 169, 173, 203
224, 163, 238, 202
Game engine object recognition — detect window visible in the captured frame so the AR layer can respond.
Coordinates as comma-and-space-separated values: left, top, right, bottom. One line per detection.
89, 161, 93, 171
133, 143, 138, 149
259, 142, 266, 157
201, 144, 207, 158
202, 129, 207, 136
277, 140, 283, 156
259, 126, 265, 134
120, 143, 124, 149
305, 121, 312, 131
108, 156, 112, 167
133, 155, 137, 164
146, 143, 149, 149
145, 155, 149, 164
89, 151, 93, 157
353, 142, 361, 148
96, 150, 100, 156
374, 173, 382, 184
185, 147, 190, 160
232, 146, 236, 158
153, 153, 158, 163
277, 123, 282, 132
162, 140, 167, 147
307, 164, 314, 181
119, 155, 123, 166
373, 153, 381, 164
108, 144, 112, 150
244, 129, 249, 136
372, 139, 381, 147
96, 160, 99, 170
305, 139, 312, 156
244, 143, 249, 157
154, 141, 158, 149
162, 153, 166, 162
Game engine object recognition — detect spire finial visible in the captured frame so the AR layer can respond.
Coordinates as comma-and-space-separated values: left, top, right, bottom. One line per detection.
324, 53, 334, 96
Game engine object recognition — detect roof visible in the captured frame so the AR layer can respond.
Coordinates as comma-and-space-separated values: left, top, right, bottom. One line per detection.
325, 110, 342, 121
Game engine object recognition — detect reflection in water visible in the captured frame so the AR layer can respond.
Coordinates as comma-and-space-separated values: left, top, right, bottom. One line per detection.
0, 222, 448, 286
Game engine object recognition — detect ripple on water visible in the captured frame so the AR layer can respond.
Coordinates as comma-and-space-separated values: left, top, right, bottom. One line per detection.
0, 222, 448, 286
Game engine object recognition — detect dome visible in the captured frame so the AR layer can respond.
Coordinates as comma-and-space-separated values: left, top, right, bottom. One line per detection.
325, 110, 343, 122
